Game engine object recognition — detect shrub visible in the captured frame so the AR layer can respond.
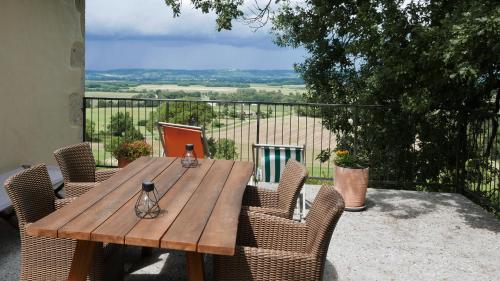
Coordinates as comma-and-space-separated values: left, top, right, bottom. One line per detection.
112, 140, 152, 161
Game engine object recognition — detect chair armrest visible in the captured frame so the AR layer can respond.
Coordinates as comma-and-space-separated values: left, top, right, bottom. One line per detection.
242, 185, 278, 208
237, 210, 307, 253
64, 182, 98, 197
214, 246, 316, 280
242, 206, 290, 219
55, 198, 77, 210
95, 168, 120, 182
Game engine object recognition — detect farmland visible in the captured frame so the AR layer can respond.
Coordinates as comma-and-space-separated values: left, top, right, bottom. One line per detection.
85, 69, 336, 180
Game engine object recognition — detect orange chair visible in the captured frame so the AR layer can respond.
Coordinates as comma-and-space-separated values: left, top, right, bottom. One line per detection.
157, 122, 210, 158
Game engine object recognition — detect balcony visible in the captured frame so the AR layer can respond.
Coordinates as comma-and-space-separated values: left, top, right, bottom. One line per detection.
1, 97, 500, 280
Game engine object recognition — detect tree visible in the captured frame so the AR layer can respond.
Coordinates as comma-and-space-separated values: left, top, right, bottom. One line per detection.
107, 112, 144, 141
207, 137, 238, 160
85, 119, 99, 141
148, 101, 217, 130
270, 1, 499, 187
164, 0, 244, 30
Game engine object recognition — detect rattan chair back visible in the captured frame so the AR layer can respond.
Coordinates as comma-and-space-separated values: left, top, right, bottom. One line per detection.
54, 142, 96, 183
4, 164, 111, 281
305, 185, 344, 257
4, 164, 55, 225
277, 159, 308, 216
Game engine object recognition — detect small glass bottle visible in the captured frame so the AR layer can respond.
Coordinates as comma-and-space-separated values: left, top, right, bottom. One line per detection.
181, 144, 198, 168
135, 181, 161, 219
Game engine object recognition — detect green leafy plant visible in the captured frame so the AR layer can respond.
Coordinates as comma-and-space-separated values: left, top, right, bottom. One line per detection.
207, 137, 238, 160
112, 140, 152, 161
316, 149, 332, 163
333, 150, 368, 169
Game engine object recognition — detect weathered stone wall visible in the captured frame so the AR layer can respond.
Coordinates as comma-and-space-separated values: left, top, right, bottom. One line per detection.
0, 0, 85, 171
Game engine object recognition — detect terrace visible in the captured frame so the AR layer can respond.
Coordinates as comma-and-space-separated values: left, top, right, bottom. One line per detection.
1, 1, 499, 281
1, 186, 499, 280
1, 98, 499, 281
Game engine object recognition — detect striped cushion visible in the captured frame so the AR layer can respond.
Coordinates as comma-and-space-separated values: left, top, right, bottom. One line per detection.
259, 146, 303, 183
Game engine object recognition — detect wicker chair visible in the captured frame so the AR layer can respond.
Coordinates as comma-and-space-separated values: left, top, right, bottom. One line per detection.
214, 184, 344, 281
54, 142, 119, 197
4, 164, 122, 281
242, 159, 308, 219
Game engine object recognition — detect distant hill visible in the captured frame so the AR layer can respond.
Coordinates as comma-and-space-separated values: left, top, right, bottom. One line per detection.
86, 69, 304, 85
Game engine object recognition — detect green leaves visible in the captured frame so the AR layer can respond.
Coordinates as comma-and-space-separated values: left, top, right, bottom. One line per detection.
271, 0, 500, 187
164, 0, 244, 30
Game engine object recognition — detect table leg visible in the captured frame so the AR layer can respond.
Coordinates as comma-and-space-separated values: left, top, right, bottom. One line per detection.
68, 240, 98, 281
186, 252, 205, 281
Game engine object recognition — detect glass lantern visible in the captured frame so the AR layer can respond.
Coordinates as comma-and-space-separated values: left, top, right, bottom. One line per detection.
135, 181, 161, 219
181, 144, 198, 168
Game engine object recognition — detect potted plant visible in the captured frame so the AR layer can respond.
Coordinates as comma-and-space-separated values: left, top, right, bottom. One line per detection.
333, 149, 369, 211
113, 140, 152, 168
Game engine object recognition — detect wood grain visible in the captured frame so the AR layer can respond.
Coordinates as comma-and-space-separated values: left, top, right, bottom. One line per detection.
26, 157, 155, 237
197, 161, 254, 255
160, 160, 234, 251
58, 158, 174, 240
91, 158, 187, 244
68, 240, 99, 281
125, 159, 215, 247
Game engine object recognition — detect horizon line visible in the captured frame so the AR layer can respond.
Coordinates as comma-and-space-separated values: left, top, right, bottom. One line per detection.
86, 68, 298, 72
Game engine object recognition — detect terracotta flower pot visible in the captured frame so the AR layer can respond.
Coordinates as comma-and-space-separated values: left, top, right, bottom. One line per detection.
118, 158, 133, 168
334, 165, 369, 211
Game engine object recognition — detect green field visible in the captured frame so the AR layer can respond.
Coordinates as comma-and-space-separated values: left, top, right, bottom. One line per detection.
85, 82, 306, 99
85, 103, 337, 179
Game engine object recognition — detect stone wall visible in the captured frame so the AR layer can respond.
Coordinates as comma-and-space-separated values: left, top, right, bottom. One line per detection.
0, 0, 85, 171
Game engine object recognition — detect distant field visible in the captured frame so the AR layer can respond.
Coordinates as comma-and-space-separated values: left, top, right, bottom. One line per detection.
131, 83, 306, 95
85, 91, 140, 98
85, 83, 306, 98
86, 104, 337, 178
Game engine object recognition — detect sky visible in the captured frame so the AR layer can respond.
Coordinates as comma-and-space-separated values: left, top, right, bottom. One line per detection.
85, 0, 306, 70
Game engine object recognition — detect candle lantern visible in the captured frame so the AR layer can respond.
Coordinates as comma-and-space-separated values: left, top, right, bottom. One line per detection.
135, 181, 161, 219
181, 144, 198, 168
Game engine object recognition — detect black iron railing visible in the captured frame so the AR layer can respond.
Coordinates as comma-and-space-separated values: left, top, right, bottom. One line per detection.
83, 97, 386, 181
462, 112, 500, 214
83, 97, 500, 214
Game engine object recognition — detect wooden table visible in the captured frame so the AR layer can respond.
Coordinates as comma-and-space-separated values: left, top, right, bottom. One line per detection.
26, 157, 253, 281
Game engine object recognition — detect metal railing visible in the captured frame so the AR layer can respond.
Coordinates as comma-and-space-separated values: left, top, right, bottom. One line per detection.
82, 97, 500, 214
462, 112, 500, 214
83, 97, 385, 181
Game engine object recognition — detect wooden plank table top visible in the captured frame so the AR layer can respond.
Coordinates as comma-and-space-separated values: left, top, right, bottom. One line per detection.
26, 157, 254, 281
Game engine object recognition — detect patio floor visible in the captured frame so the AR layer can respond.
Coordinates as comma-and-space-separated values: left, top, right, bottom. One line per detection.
1, 186, 499, 280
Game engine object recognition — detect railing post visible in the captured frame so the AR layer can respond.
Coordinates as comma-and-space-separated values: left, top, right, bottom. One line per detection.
456, 112, 468, 194
82, 98, 87, 142
353, 106, 358, 155
256, 103, 261, 145
166, 101, 170, 122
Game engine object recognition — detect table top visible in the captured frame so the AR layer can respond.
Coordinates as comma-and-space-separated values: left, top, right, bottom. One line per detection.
26, 157, 253, 256
1, 165, 63, 211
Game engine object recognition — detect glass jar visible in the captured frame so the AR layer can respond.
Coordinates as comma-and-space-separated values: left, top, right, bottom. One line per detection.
181, 144, 198, 168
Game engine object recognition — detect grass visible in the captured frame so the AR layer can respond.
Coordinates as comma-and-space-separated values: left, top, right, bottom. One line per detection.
86, 103, 337, 179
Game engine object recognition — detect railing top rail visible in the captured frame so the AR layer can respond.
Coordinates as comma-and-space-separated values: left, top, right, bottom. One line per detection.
83, 96, 386, 108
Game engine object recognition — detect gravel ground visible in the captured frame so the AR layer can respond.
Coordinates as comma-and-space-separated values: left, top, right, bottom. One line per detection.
1, 186, 499, 280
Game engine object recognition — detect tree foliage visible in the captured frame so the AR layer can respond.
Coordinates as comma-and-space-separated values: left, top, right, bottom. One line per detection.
108, 112, 143, 140
164, 0, 244, 30
148, 101, 217, 129
271, 1, 499, 187
207, 137, 238, 160
85, 119, 99, 141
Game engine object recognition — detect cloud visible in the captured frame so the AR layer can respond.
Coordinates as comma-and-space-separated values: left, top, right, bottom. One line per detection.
86, 39, 305, 70
86, 0, 274, 43
85, 0, 306, 70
